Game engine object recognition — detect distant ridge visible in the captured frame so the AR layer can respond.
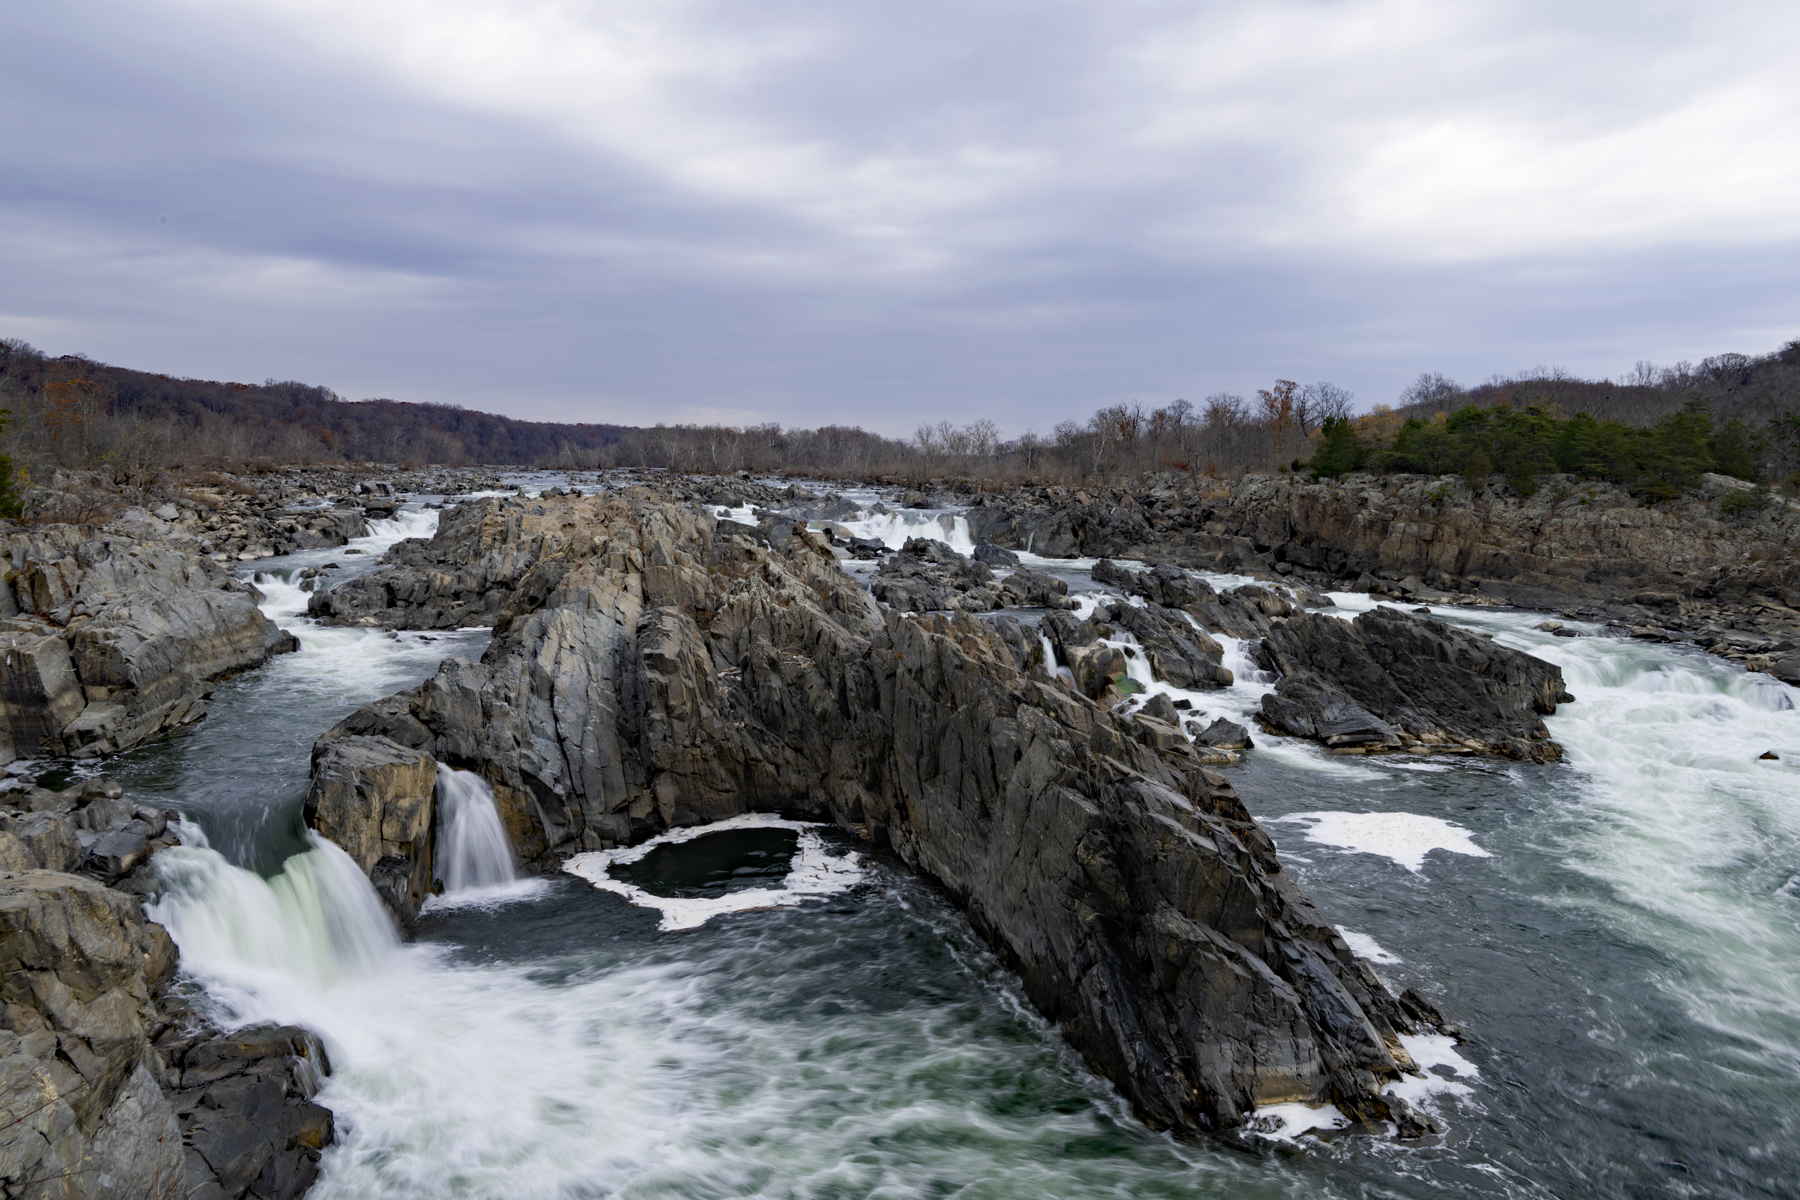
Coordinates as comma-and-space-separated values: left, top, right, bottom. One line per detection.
0, 339, 628, 466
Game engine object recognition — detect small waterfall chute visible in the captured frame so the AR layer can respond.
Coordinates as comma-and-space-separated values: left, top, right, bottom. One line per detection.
436, 767, 518, 894
149, 833, 402, 989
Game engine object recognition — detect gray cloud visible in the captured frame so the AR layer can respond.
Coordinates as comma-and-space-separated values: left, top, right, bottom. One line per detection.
4, 0, 1798, 437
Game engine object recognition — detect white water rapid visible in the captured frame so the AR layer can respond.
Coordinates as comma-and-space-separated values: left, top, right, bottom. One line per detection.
110, 493, 1800, 1200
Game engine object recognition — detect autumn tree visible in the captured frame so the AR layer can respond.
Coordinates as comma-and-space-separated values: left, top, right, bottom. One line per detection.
1256, 379, 1300, 460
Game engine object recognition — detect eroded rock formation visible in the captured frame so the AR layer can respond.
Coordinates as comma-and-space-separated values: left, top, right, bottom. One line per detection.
1255, 607, 1570, 760
0, 523, 294, 763
308, 491, 1456, 1136
964, 472, 1800, 669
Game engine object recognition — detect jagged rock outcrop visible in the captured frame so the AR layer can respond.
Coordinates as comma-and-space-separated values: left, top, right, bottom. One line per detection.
1254, 606, 1570, 761
0, 781, 335, 1200
312, 491, 1456, 1136
0, 524, 294, 763
305, 494, 617, 628
0, 778, 182, 891
0, 870, 182, 1198
965, 473, 1800, 657
302, 737, 437, 925
870, 538, 1075, 614
152, 1012, 334, 1200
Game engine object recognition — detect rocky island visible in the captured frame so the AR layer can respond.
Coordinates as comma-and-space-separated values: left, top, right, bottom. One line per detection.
0, 458, 1794, 1197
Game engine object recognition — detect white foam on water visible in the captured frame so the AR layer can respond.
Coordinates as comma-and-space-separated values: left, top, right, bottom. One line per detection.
564, 814, 864, 931
149, 840, 709, 1199
1245, 1101, 1349, 1141
1300, 596, 1800, 1066
1275, 811, 1493, 873
1012, 551, 1113, 573
1339, 929, 1402, 964
1386, 1033, 1480, 1108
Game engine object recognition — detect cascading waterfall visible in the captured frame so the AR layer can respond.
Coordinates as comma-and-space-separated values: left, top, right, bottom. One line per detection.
435, 767, 518, 893
149, 831, 402, 992
363, 508, 441, 550
837, 508, 976, 553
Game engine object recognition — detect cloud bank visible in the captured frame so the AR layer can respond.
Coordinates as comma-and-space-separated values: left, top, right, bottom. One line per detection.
4, 0, 1798, 433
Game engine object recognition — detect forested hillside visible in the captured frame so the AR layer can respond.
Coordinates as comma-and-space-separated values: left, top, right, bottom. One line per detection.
0, 340, 629, 468
3, 335, 1796, 498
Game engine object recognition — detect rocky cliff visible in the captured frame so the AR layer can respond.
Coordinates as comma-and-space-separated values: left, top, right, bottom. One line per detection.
0, 519, 295, 764
0, 777, 334, 1200
307, 490, 1463, 1137
963, 471, 1800, 681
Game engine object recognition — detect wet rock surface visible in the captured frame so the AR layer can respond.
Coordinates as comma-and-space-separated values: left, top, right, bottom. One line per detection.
0, 776, 336, 1200
961, 472, 1800, 679
303, 736, 437, 925
870, 538, 1076, 614
0, 526, 292, 763
314, 490, 1457, 1137
1254, 606, 1570, 761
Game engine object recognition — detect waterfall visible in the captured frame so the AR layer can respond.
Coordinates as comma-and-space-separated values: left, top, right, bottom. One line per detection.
149, 833, 402, 988
436, 767, 518, 893
836, 508, 976, 554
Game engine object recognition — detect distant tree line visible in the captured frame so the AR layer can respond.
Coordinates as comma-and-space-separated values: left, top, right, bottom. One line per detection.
4, 333, 1797, 503
1311, 341, 1800, 499
0, 339, 630, 473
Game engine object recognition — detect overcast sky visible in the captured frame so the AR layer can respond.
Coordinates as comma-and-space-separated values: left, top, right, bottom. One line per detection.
5, 1, 1799, 435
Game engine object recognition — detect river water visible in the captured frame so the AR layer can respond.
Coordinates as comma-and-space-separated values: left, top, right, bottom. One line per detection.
97, 489, 1800, 1199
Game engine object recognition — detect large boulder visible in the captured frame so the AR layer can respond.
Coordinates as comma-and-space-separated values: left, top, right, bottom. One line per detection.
312, 491, 1453, 1135
0, 870, 182, 1197
303, 736, 438, 925
0, 527, 289, 763
1256, 606, 1570, 760
155, 1015, 335, 1200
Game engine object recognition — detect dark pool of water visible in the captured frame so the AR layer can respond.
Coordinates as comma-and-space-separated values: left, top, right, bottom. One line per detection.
610, 827, 800, 899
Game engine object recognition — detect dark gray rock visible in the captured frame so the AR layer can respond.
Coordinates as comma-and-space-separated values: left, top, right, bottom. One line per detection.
312, 492, 1446, 1136
973, 541, 1020, 567
0, 524, 285, 763
1191, 718, 1253, 750
156, 1013, 335, 1200
1255, 606, 1568, 761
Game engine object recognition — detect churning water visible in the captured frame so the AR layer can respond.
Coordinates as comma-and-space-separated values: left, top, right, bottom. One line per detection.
111, 499, 1800, 1199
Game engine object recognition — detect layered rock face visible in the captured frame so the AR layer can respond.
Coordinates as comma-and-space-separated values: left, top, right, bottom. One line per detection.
305, 496, 604, 628
1075, 558, 1566, 760
1255, 608, 1570, 761
964, 473, 1800, 648
303, 738, 437, 925
309, 491, 1454, 1135
0, 780, 334, 1200
0, 523, 293, 763
870, 537, 1076, 614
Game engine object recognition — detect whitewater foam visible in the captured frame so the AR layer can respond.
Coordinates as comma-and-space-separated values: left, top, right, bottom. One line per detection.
564, 814, 864, 931
1339, 929, 1402, 964
1275, 811, 1493, 873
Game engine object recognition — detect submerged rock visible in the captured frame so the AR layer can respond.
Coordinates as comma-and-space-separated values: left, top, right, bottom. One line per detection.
313, 490, 1448, 1136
